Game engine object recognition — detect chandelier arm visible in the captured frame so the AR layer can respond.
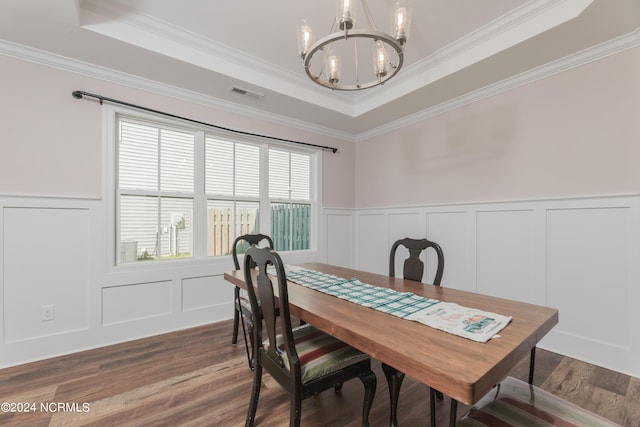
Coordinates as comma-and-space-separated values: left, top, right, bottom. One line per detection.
360, 0, 378, 30
355, 37, 360, 88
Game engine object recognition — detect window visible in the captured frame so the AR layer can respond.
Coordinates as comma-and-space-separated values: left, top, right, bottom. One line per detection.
118, 119, 195, 262
269, 148, 311, 251
205, 136, 260, 256
114, 112, 316, 265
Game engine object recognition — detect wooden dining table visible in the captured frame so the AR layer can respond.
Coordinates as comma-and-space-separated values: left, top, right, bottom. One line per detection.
224, 262, 559, 426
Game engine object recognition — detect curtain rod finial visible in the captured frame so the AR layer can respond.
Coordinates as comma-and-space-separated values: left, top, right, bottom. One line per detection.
72, 91, 83, 99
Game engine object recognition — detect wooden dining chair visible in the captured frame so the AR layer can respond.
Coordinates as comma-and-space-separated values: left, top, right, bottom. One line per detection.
243, 246, 377, 427
385, 237, 445, 427
231, 233, 274, 370
387, 238, 537, 427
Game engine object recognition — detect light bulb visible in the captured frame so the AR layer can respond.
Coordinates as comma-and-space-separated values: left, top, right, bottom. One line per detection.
297, 19, 313, 57
373, 41, 388, 78
337, 0, 354, 30
325, 50, 341, 84
392, 2, 411, 44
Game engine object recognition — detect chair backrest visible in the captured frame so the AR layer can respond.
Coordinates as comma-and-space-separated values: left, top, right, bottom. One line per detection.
243, 246, 301, 384
389, 237, 444, 285
232, 233, 274, 270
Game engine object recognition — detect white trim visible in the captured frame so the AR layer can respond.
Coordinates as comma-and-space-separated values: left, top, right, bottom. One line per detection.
354, 191, 640, 212
0, 21, 640, 142
354, 0, 594, 115
0, 39, 354, 143
2, 21, 639, 143
356, 27, 640, 141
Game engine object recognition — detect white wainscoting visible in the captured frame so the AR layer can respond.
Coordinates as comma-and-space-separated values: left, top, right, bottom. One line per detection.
3, 206, 91, 343
325, 211, 354, 268
347, 196, 640, 379
0, 196, 240, 367
3, 195, 638, 379
0, 196, 327, 368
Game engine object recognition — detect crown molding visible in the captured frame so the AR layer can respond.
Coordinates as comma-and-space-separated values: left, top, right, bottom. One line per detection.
78, 0, 589, 118
79, 0, 357, 116
353, 0, 593, 115
3, 21, 639, 145
0, 39, 355, 143
355, 26, 640, 142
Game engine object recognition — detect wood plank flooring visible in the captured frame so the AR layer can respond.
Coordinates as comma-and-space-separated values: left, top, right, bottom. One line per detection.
0, 320, 638, 426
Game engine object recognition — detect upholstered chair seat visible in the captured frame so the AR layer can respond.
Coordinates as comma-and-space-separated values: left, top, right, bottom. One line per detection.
268, 324, 370, 384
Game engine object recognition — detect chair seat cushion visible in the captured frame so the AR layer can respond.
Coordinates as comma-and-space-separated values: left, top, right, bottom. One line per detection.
456, 376, 620, 426
269, 324, 369, 384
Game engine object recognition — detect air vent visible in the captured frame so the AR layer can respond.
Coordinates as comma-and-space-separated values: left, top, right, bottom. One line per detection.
229, 86, 264, 101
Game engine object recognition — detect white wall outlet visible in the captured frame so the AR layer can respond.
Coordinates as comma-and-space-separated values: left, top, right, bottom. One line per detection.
41, 304, 55, 321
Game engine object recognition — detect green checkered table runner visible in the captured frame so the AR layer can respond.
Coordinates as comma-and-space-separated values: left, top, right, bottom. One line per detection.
281, 266, 513, 343
284, 266, 440, 318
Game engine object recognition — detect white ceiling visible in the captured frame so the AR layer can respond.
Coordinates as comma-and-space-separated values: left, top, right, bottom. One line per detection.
1, 0, 639, 138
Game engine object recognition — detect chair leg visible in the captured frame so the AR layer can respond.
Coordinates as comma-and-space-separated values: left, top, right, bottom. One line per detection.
245, 363, 262, 427
359, 370, 377, 427
290, 387, 302, 427
240, 311, 255, 370
449, 399, 458, 427
381, 363, 405, 427
232, 302, 240, 344
529, 346, 536, 384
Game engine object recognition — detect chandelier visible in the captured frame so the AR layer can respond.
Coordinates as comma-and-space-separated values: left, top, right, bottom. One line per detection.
297, 0, 411, 91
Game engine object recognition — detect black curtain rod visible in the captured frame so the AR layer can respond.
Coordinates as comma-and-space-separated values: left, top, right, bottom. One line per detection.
71, 90, 338, 153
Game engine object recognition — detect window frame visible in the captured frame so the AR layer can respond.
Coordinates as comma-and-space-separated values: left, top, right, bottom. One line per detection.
117, 116, 198, 262
104, 105, 320, 269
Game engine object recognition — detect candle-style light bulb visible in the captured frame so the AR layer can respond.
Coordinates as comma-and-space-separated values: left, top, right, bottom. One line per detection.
325, 49, 341, 85
337, 0, 354, 30
373, 41, 388, 79
297, 19, 313, 58
392, 1, 411, 45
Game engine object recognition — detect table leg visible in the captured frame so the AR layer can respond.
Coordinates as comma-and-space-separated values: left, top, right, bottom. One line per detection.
381, 363, 405, 427
449, 399, 458, 427
429, 387, 436, 427
529, 346, 536, 384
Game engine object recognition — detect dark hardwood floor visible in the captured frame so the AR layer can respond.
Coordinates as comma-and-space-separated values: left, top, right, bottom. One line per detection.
0, 320, 638, 426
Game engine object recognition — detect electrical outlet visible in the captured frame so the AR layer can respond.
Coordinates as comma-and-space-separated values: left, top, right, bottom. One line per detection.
41, 304, 55, 321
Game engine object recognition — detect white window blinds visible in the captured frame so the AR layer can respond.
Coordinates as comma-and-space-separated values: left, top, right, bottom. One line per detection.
269, 148, 310, 200
206, 136, 260, 198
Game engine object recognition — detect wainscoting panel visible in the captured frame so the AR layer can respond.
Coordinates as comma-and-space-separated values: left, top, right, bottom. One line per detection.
182, 275, 228, 312
426, 211, 473, 291
349, 196, 640, 378
476, 209, 540, 304
102, 281, 172, 326
3, 206, 91, 343
388, 211, 426, 243
356, 213, 388, 275
326, 212, 353, 268
546, 207, 630, 350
